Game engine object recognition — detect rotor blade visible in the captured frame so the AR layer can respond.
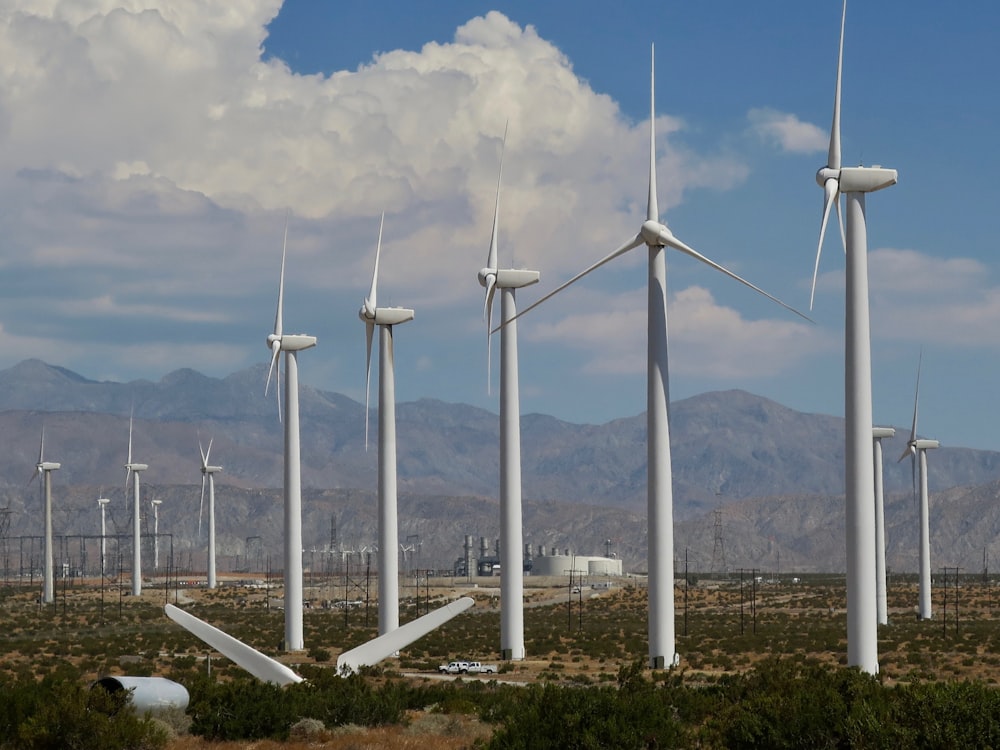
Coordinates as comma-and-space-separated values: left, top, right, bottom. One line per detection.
199, 475, 206, 538
910, 349, 922, 442
337, 597, 475, 674
647, 44, 658, 224
495, 233, 645, 333
37, 427, 45, 465
828, 0, 845, 171
265, 340, 282, 422
27, 466, 40, 487
366, 212, 384, 313
485, 276, 497, 395
165, 604, 303, 686
205, 437, 213, 466
127, 410, 134, 466
666, 234, 813, 323
835, 194, 846, 254
486, 122, 507, 274
274, 212, 288, 337
810, 178, 839, 309
198, 439, 207, 469
364, 319, 375, 451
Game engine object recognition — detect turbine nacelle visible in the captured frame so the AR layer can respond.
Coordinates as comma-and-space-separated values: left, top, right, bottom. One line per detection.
912, 439, 940, 451
838, 166, 897, 194
495, 269, 540, 290
278, 334, 317, 352
872, 427, 895, 440
201, 465, 223, 474
126, 463, 149, 472
36, 461, 60, 472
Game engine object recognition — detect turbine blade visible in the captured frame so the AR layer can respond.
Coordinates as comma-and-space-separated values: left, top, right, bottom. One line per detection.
164, 604, 303, 686
485, 277, 496, 396
811, 178, 839, 309
37, 427, 45, 465
835, 194, 846, 254
647, 44, 658, 223
205, 437, 213, 466
486, 123, 506, 273
198, 439, 208, 469
829, 0, 845, 171
364, 320, 375, 451
265, 341, 282, 422
274, 213, 288, 337
495, 233, 645, 333
910, 349, 922, 441
199, 475, 206, 538
365, 212, 384, 314
666, 235, 813, 322
336, 597, 475, 674
127, 410, 134, 466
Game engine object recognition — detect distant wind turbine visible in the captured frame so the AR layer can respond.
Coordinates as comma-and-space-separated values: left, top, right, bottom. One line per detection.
29, 427, 60, 605
199, 439, 223, 590
151, 498, 162, 571
502, 45, 805, 669
97, 496, 110, 578
872, 427, 895, 625
358, 213, 413, 636
124, 411, 148, 597
898, 355, 938, 620
479, 125, 538, 661
810, 0, 898, 674
264, 216, 316, 651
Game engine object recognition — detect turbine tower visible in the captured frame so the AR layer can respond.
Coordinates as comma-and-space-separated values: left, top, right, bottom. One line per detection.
506, 46, 805, 668
30, 428, 60, 605
151, 499, 162, 571
265, 217, 317, 651
810, 0, 897, 674
124, 413, 148, 597
899, 356, 938, 620
199, 439, 223, 590
358, 214, 413, 637
872, 427, 895, 625
97, 496, 110, 577
479, 126, 538, 661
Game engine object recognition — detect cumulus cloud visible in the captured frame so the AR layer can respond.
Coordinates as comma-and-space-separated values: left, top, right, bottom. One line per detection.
748, 107, 826, 154
524, 283, 823, 380
0, 1, 767, 394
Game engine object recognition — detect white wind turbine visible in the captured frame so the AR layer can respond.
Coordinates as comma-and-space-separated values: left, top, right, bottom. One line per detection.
505, 46, 807, 669
872, 426, 895, 625
479, 125, 538, 661
124, 412, 148, 597
358, 213, 413, 637
810, 0, 897, 674
199, 439, 223, 590
29, 428, 60, 605
264, 217, 316, 652
97, 496, 110, 578
898, 355, 938, 620
151, 498, 162, 571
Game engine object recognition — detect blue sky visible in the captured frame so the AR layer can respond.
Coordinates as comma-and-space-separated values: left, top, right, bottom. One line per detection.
2, 1, 999, 451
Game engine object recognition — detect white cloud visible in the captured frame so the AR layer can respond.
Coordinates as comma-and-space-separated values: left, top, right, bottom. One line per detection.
524, 284, 823, 379
748, 107, 826, 154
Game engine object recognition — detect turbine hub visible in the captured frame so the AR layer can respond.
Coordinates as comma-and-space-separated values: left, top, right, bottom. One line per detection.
640, 219, 672, 248
816, 167, 840, 189
477, 267, 495, 288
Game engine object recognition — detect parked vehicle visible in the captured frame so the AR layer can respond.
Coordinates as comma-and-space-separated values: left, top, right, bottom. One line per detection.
466, 661, 498, 674
438, 660, 470, 674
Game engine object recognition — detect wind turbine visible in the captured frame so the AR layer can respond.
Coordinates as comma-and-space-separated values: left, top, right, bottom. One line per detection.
29, 428, 60, 605
151, 499, 162, 572
124, 412, 148, 597
872, 427, 895, 625
502, 46, 805, 669
265, 217, 316, 651
810, 0, 897, 674
97, 496, 110, 578
199, 439, 223, 589
358, 213, 413, 637
479, 125, 538, 661
898, 356, 938, 620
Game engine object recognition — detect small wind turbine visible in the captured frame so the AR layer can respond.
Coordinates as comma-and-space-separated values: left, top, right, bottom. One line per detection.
97, 496, 110, 578
151, 498, 162, 572
264, 216, 316, 651
358, 213, 413, 636
503, 45, 805, 669
898, 355, 938, 620
810, 0, 897, 674
479, 125, 538, 661
29, 428, 60, 605
124, 411, 148, 597
199, 439, 223, 590
872, 427, 895, 625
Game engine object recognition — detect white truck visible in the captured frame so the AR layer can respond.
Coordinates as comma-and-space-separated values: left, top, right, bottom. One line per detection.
437, 660, 498, 675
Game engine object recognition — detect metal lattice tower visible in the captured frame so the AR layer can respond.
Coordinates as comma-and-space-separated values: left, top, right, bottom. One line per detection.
710, 508, 727, 578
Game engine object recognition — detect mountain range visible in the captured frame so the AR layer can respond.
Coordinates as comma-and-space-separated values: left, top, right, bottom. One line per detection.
2, 358, 999, 576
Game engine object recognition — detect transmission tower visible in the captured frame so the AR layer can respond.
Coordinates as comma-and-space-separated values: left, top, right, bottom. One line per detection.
710, 508, 727, 578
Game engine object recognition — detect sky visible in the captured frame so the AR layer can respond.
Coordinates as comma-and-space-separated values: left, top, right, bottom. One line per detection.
1, 1, 999, 451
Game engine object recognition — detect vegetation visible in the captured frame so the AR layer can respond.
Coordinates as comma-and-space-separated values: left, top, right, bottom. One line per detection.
3, 574, 1000, 747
